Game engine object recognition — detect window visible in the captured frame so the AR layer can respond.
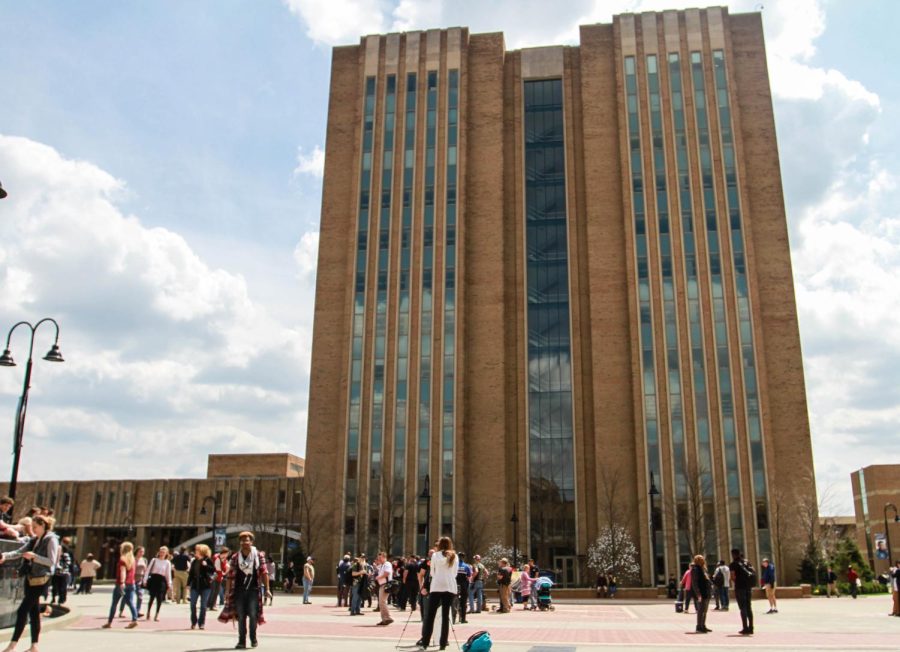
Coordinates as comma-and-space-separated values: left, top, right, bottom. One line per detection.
50, 492, 57, 509
182, 491, 189, 509
278, 490, 286, 507
154, 491, 162, 510
63, 492, 70, 512
229, 490, 237, 509
94, 492, 102, 511
108, 492, 116, 511
244, 490, 252, 508
215, 490, 223, 507
168, 491, 176, 511
122, 492, 129, 511
36, 492, 44, 507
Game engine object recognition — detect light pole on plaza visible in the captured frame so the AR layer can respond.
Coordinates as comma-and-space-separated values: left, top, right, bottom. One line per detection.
884, 503, 899, 565
0, 318, 65, 500
510, 503, 519, 569
200, 495, 219, 550
648, 471, 660, 586
420, 475, 431, 557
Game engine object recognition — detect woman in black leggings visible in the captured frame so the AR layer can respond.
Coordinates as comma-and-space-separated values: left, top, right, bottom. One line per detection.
0, 514, 60, 652
143, 546, 173, 621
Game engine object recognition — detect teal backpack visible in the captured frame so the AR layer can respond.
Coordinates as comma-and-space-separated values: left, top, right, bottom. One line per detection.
462, 631, 492, 652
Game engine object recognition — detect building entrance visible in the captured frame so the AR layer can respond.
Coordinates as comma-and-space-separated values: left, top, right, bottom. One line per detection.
553, 555, 578, 588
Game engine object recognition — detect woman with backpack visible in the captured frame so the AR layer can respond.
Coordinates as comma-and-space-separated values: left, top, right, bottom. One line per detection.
0, 514, 60, 652
417, 537, 458, 651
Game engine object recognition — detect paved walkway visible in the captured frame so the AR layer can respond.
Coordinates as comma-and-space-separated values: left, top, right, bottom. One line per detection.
8, 587, 898, 651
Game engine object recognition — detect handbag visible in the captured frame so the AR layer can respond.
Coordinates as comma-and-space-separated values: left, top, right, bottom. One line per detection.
27, 575, 49, 587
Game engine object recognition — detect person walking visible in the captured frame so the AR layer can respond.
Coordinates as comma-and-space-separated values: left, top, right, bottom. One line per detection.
218, 531, 271, 650
51, 537, 72, 606
75, 554, 101, 594
455, 553, 472, 621
825, 566, 839, 598
374, 551, 394, 625
417, 538, 458, 650
402, 555, 420, 612
335, 554, 351, 606
761, 558, 777, 613
0, 514, 60, 652
283, 561, 295, 595
349, 554, 367, 615
188, 544, 215, 630
143, 546, 173, 621
172, 547, 191, 604
690, 555, 712, 633
519, 562, 536, 610
121, 546, 147, 618
847, 566, 859, 599
680, 565, 693, 614
208, 547, 229, 611
302, 556, 315, 604
890, 559, 900, 617
713, 559, 730, 611
102, 542, 139, 630
730, 548, 755, 635
471, 554, 486, 613
496, 558, 512, 613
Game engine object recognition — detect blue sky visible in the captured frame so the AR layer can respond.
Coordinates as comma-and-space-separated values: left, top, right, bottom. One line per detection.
0, 0, 897, 515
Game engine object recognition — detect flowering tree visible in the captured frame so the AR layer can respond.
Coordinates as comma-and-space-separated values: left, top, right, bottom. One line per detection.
587, 524, 641, 585
479, 541, 514, 585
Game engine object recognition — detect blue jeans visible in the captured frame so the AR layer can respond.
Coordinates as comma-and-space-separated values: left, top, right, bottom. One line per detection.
119, 585, 143, 616
235, 589, 259, 645
302, 578, 313, 603
470, 580, 484, 612
109, 584, 137, 623
190, 587, 211, 627
350, 583, 362, 614
719, 586, 729, 609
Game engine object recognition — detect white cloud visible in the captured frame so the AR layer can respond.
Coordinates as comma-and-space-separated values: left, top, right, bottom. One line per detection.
282, 0, 386, 45
0, 134, 308, 482
293, 145, 325, 180
294, 230, 320, 283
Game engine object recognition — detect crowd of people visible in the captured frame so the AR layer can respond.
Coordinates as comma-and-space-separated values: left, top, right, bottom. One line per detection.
330, 538, 551, 649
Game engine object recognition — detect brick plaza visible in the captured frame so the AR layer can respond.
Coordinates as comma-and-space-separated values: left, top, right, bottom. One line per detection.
26, 587, 899, 651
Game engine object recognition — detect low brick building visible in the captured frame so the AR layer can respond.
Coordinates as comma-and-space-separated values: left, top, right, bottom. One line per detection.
1, 453, 306, 578
851, 464, 900, 574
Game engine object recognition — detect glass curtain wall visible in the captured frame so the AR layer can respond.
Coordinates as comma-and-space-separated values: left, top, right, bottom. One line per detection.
524, 78, 576, 564
392, 72, 417, 556
440, 69, 459, 536
668, 53, 718, 560
624, 56, 666, 578
367, 74, 397, 552
344, 76, 377, 553
416, 70, 439, 555
712, 50, 770, 559
690, 51, 744, 551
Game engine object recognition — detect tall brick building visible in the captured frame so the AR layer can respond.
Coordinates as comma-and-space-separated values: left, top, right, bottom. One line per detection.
306, 7, 815, 586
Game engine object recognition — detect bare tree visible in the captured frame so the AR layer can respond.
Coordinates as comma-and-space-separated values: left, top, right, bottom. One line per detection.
662, 464, 713, 561
378, 474, 411, 555
456, 499, 488, 557
296, 472, 331, 560
597, 468, 632, 530
768, 484, 794, 585
794, 474, 837, 586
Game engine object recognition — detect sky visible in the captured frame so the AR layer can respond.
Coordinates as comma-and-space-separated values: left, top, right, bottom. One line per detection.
0, 0, 897, 515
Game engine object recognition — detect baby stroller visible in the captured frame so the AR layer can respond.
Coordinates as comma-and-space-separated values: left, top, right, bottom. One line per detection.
535, 577, 554, 611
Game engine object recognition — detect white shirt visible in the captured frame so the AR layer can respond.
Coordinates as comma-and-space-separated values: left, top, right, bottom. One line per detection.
717, 564, 731, 587
429, 551, 458, 593
377, 561, 392, 585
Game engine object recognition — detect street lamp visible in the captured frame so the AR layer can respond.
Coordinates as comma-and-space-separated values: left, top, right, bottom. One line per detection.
200, 495, 219, 551
884, 503, 899, 565
648, 471, 660, 586
510, 503, 519, 569
420, 475, 431, 557
0, 319, 65, 499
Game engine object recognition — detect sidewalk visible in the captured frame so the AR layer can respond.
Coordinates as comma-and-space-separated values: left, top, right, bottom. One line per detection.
8, 586, 897, 651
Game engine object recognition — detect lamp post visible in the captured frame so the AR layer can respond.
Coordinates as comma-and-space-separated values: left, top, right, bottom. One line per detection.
420, 475, 431, 557
0, 319, 65, 499
200, 495, 219, 550
510, 503, 519, 569
648, 471, 660, 586
884, 503, 899, 565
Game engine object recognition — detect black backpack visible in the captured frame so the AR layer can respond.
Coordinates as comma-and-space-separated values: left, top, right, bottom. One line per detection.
713, 567, 724, 588
737, 560, 756, 584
